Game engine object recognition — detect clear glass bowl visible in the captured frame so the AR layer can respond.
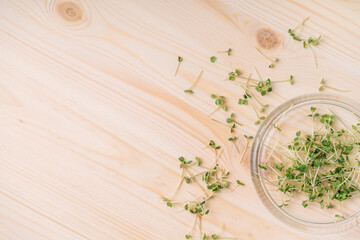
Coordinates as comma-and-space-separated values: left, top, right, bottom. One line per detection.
250, 93, 360, 233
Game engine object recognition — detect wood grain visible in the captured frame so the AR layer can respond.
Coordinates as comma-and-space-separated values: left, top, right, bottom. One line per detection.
0, 0, 359, 239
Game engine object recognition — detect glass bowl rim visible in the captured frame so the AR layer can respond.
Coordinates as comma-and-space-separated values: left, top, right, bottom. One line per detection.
250, 93, 360, 234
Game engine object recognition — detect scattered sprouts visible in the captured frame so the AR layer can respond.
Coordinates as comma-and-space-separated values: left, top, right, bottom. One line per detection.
162, 142, 243, 239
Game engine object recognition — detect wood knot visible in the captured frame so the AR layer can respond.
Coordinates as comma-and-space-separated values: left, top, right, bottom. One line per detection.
56, 1, 83, 22
256, 29, 279, 49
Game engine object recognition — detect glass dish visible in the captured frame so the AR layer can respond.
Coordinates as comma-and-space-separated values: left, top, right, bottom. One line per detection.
250, 93, 360, 233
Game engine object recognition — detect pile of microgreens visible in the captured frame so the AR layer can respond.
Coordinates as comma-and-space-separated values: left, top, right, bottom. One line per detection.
259, 107, 360, 218
162, 140, 245, 239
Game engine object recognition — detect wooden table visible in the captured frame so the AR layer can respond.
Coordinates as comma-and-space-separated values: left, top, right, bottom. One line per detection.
1, 0, 360, 239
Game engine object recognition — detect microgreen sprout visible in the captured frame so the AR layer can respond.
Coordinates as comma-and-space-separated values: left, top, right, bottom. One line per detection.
228, 136, 237, 142
230, 123, 236, 133
232, 180, 245, 192
209, 140, 220, 150
319, 78, 350, 92
279, 200, 290, 208
218, 48, 232, 56
210, 56, 217, 63
244, 87, 269, 112
273, 124, 281, 131
236, 180, 245, 186
195, 157, 201, 166
163, 198, 173, 207
238, 97, 248, 105
226, 113, 243, 126
179, 156, 194, 168
288, 17, 310, 41
237, 134, 253, 163
305, 36, 322, 47
238, 88, 268, 114
255, 47, 279, 68
211, 118, 233, 131
290, 75, 294, 85
258, 164, 267, 170
228, 136, 240, 153
288, 29, 302, 41
244, 135, 253, 140
209, 94, 227, 116
288, 17, 321, 67
227, 69, 241, 81
175, 56, 183, 76
184, 90, 194, 94
271, 75, 294, 85
184, 70, 204, 94
335, 214, 345, 221
252, 104, 266, 125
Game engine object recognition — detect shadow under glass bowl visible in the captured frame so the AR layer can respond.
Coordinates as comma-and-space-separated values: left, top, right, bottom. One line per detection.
250, 93, 360, 234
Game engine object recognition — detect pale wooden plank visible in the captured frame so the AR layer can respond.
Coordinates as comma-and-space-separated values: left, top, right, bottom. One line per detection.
0, 0, 359, 239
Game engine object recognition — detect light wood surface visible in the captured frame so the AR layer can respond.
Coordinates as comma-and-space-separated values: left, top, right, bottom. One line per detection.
0, 0, 360, 239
